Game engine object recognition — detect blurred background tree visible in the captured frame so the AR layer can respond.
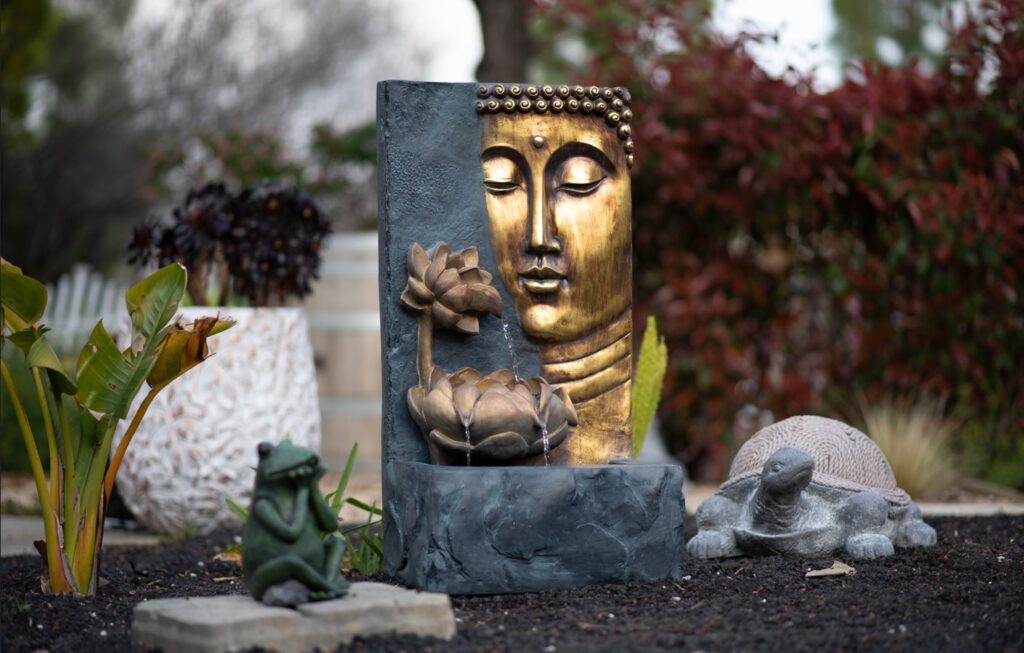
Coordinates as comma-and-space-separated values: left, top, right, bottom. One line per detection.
0, 0, 58, 148
1, 0, 386, 281
831, 0, 952, 67
473, 0, 531, 81
2, 0, 159, 282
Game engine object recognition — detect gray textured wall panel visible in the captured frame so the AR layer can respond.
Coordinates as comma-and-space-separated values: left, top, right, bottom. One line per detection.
384, 461, 685, 594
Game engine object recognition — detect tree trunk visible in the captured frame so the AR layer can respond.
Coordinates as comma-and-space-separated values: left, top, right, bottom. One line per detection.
473, 0, 531, 82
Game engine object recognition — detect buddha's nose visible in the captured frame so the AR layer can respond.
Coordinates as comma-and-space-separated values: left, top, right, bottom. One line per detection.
527, 183, 560, 253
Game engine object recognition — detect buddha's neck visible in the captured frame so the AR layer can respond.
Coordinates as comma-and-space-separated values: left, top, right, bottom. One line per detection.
538, 310, 632, 403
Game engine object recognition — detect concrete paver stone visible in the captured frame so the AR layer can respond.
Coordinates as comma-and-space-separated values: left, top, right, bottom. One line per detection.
131, 582, 456, 653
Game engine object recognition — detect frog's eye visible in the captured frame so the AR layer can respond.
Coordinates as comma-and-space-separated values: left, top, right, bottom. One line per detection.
257, 442, 273, 459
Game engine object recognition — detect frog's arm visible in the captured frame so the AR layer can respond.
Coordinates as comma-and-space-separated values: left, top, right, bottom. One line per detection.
309, 466, 339, 533
252, 485, 310, 542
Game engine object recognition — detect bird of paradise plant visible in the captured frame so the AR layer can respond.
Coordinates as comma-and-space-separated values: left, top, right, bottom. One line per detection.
0, 260, 233, 595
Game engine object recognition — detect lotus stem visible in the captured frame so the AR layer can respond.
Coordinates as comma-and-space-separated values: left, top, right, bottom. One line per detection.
416, 313, 434, 387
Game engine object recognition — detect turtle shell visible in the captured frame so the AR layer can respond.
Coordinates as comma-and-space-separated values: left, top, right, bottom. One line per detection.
722, 415, 911, 505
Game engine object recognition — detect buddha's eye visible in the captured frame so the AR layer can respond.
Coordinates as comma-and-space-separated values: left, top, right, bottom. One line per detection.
483, 180, 521, 194
482, 157, 523, 195
557, 156, 605, 196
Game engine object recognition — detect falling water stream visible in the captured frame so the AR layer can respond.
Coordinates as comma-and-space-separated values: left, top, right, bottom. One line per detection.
500, 319, 521, 382
502, 318, 549, 465
464, 424, 472, 466
541, 425, 550, 466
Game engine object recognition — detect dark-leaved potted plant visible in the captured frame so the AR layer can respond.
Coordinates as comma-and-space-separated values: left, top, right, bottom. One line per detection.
122, 181, 332, 534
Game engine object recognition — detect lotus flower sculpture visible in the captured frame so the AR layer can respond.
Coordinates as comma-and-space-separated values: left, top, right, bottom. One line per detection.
409, 367, 577, 463
401, 242, 577, 465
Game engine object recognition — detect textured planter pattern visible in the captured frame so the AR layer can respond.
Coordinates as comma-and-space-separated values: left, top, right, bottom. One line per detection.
113, 307, 321, 534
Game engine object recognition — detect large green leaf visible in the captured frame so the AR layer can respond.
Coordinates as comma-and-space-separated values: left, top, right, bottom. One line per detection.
73, 406, 103, 490
1, 260, 47, 331
8, 327, 76, 395
125, 263, 186, 345
77, 264, 188, 419
76, 320, 165, 418
7, 325, 49, 354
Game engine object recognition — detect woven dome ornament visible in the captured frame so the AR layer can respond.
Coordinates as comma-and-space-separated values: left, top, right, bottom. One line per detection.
688, 416, 938, 560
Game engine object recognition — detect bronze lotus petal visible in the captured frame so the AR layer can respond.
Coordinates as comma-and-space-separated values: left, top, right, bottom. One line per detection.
401, 243, 502, 333
408, 366, 578, 463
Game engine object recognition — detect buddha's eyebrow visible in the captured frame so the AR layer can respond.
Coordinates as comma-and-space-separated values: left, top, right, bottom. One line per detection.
547, 142, 615, 174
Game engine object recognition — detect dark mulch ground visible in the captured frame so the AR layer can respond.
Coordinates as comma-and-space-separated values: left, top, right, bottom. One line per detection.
2, 516, 1022, 652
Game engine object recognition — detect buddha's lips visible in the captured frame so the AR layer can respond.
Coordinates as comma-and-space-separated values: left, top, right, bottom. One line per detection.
519, 263, 565, 293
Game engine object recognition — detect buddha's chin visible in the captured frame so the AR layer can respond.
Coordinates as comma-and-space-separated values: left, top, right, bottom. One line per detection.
516, 301, 580, 342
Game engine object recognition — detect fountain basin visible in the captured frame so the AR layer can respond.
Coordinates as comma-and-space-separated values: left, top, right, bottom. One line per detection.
383, 461, 685, 594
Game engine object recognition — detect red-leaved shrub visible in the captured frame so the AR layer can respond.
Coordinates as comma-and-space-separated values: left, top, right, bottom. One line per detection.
531, 0, 1024, 481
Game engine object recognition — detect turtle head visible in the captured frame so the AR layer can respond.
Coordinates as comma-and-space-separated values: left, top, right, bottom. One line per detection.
760, 447, 814, 500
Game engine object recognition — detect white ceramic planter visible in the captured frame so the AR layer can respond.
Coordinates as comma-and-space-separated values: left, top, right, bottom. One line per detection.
112, 307, 321, 534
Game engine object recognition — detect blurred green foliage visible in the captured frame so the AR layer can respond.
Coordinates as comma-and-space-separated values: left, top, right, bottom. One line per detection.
0, 344, 50, 472
1, 0, 150, 281
956, 403, 1024, 491
0, 0, 57, 148
832, 0, 952, 66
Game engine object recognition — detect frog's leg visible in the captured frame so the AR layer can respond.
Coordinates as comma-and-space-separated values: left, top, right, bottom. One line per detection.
307, 534, 349, 600
322, 533, 347, 582
249, 554, 346, 601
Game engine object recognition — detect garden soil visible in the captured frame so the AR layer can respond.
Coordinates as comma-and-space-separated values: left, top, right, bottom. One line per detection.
2, 516, 1021, 652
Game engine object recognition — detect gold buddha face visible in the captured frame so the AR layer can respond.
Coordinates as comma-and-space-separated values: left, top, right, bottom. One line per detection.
480, 112, 631, 341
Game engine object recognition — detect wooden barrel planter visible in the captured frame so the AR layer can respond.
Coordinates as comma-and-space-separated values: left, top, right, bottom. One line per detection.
305, 232, 383, 473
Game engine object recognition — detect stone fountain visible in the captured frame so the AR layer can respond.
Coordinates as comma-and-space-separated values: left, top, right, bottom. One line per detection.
377, 81, 684, 594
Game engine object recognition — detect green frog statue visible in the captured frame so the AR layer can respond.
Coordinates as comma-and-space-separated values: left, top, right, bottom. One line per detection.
241, 441, 349, 606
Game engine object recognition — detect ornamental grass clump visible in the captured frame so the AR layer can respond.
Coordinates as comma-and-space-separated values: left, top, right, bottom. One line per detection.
129, 181, 331, 306
0, 260, 232, 595
860, 396, 958, 500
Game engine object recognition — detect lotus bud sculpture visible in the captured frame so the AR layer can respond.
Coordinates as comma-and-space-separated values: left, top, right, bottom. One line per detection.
401, 242, 577, 465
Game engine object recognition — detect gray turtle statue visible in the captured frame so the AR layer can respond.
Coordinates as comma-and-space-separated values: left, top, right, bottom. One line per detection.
688, 415, 938, 560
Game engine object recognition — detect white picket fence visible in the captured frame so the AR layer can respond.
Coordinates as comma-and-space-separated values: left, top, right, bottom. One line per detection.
42, 265, 129, 356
